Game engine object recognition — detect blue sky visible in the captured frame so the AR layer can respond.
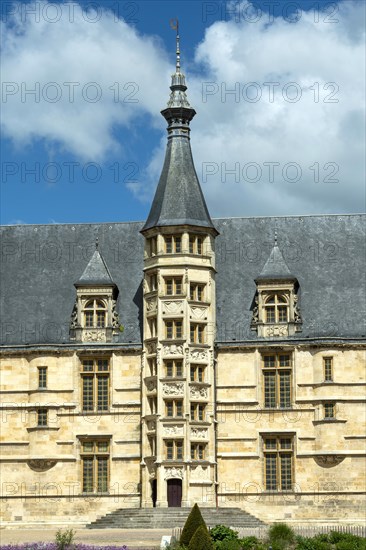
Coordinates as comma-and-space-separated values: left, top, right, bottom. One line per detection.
1, 0, 365, 225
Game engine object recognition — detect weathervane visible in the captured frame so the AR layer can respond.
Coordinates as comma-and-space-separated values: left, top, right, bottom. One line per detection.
169, 18, 180, 73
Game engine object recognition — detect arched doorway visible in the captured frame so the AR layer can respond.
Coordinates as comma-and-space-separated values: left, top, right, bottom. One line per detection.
167, 478, 182, 507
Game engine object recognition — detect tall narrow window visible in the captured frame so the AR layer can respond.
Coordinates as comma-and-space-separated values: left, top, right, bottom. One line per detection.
81, 359, 109, 412
263, 436, 293, 491
81, 440, 109, 493
83, 300, 107, 328
189, 283, 205, 302
263, 354, 292, 408
165, 320, 183, 339
38, 367, 47, 389
165, 440, 183, 460
190, 364, 205, 382
37, 408, 48, 427
191, 443, 206, 460
189, 234, 204, 255
190, 323, 205, 344
165, 235, 182, 254
324, 357, 333, 382
190, 403, 206, 421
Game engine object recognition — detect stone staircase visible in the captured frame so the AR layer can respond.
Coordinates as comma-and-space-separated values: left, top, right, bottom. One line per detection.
87, 507, 266, 529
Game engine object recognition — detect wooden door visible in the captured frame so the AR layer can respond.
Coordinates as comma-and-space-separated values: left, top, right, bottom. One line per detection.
167, 478, 182, 507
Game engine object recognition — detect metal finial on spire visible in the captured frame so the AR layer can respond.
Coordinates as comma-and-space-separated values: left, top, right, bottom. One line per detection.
170, 18, 180, 73
95, 236, 99, 250
274, 229, 278, 246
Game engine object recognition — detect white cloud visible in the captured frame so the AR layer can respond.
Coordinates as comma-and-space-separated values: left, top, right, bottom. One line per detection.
1, 1, 365, 215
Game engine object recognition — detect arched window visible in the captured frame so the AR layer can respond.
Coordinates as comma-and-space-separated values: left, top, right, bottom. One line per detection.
264, 294, 288, 324
84, 299, 107, 328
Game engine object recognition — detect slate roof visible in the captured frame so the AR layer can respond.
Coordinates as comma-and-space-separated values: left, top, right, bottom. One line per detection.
256, 243, 296, 281
142, 136, 216, 231
75, 248, 115, 286
0, 214, 365, 346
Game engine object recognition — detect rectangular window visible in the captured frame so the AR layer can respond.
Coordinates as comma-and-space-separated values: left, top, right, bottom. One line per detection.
263, 436, 293, 491
38, 367, 47, 389
190, 403, 206, 421
190, 323, 205, 344
189, 283, 205, 302
189, 235, 204, 255
165, 440, 183, 460
324, 403, 335, 419
324, 357, 333, 382
165, 235, 182, 254
190, 364, 205, 382
263, 354, 292, 408
81, 440, 109, 493
85, 311, 94, 328
37, 408, 48, 427
81, 359, 110, 412
165, 360, 183, 378
148, 236, 157, 256
165, 320, 183, 339
266, 307, 275, 323
165, 277, 183, 296
148, 273, 158, 292
165, 399, 183, 418
191, 443, 206, 460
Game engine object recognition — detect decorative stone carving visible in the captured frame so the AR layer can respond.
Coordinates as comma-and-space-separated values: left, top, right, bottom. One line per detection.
146, 342, 157, 354
162, 301, 183, 314
146, 380, 156, 392
190, 465, 209, 480
185, 267, 189, 284
147, 421, 156, 431
164, 467, 183, 480
163, 383, 184, 396
251, 296, 259, 325
190, 386, 208, 399
190, 306, 207, 319
190, 349, 207, 361
111, 299, 120, 328
163, 425, 184, 436
314, 455, 345, 468
191, 428, 208, 439
82, 330, 106, 342
28, 459, 57, 472
264, 325, 288, 337
146, 297, 157, 312
70, 302, 78, 329
294, 294, 302, 323
163, 344, 183, 356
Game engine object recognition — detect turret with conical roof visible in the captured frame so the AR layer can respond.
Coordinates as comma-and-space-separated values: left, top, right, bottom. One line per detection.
142, 22, 217, 234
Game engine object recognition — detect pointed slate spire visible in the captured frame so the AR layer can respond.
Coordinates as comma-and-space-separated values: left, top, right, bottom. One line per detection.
256, 233, 296, 282
142, 21, 217, 234
75, 244, 115, 286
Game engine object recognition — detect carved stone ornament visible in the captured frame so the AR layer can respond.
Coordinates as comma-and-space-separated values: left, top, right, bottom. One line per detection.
190, 465, 209, 480
163, 383, 184, 396
162, 301, 183, 314
70, 302, 78, 329
82, 330, 106, 342
251, 296, 259, 326
190, 386, 208, 399
190, 349, 207, 361
164, 467, 183, 480
191, 428, 208, 439
264, 325, 288, 337
314, 455, 345, 468
294, 294, 302, 323
190, 306, 207, 320
28, 459, 57, 472
146, 297, 157, 312
111, 299, 120, 328
146, 342, 157, 354
146, 380, 156, 392
163, 344, 183, 356
163, 425, 184, 436
147, 421, 156, 431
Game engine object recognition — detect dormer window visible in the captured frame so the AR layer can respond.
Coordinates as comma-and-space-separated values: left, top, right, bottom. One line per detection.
84, 299, 107, 328
264, 294, 289, 324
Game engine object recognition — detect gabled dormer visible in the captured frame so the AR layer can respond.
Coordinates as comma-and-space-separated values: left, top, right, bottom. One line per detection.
70, 243, 120, 343
251, 234, 302, 337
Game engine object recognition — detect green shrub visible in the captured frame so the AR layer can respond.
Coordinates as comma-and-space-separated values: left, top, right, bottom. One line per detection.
240, 536, 261, 550
296, 535, 331, 550
180, 503, 207, 546
210, 524, 240, 542
214, 541, 243, 550
55, 528, 75, 550
269, 523, 295, 549
188, 524, 215, 550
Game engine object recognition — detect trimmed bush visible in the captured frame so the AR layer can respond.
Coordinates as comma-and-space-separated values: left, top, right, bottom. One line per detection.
210, 525, 240, 542
188, 525, 214, 550
180, 503, 207, 546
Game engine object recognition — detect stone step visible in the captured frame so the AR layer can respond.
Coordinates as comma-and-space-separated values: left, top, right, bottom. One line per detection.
87, 507, 266, 529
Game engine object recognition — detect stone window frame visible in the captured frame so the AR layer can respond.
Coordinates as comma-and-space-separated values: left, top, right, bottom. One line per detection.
262, 434, 294, 492
38, 366, 47, 389
164, 234, 182, 254
324, 402, 336, 419
37, 408, 48, 427
164, 399, 184, 418
189, 234, 204, 255
164, 359, 183, 378
83, 298, 107, 329
165, 439, 183, 460
323, 357, 334, 382
79, 438, 110, 494
164, 276, 183, 296
190, 402, 206, 421
190, 364, 205, 383
190, 322, 206, 344
189, 282, 206, 302
263, 293, 289, 324
262, 353, 293, 409
165, 319, 183, 340
191, 442, 206, 460
81, 358, 110, 413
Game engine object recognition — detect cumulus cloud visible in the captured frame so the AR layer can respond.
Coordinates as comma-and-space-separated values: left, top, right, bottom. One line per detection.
1, 0, 365, 216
